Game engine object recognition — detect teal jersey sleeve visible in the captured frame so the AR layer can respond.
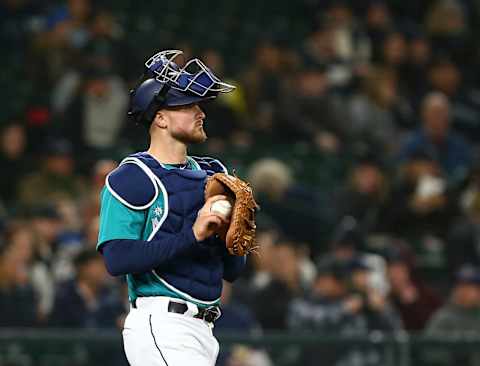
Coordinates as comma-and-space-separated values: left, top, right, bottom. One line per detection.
97, 187, 146, 250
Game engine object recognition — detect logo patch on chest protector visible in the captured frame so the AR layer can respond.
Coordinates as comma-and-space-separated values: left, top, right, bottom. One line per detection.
154, 206, 163, 217
152, 217, 161, 231
151, 206, 164, 232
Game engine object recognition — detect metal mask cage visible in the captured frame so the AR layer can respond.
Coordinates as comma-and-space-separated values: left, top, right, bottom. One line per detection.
145, 50, 235, 97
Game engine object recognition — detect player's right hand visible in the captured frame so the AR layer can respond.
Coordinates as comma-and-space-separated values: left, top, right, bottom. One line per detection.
193, 195, 230, 241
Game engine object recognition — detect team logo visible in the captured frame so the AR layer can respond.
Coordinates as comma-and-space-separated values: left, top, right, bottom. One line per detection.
152, 217, 160, 231
154, 206, 163, 217
151, 206, 164, 231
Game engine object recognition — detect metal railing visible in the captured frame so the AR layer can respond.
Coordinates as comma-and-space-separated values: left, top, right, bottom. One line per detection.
0, 329, 479, 366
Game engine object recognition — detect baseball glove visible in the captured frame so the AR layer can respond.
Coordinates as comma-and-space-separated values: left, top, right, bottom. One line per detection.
205, 173, 259, 256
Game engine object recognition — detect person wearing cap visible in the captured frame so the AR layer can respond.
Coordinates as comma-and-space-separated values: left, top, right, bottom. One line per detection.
348, 256, 402, 331
424, 265, 480, 365
335, 153, 389, 234
96, 50, 245, 366
288, 257, 400, 366
49, 248, 116, 328
426, 265, 480, 334
18, 138, 85, 207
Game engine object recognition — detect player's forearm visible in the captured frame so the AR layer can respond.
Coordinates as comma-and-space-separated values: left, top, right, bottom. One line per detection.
222, 253, 246, 282
100, 228, 197, 276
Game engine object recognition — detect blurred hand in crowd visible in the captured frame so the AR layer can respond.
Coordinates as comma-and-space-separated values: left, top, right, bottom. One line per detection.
343, 294, 364, 314
388, 261, 418, 304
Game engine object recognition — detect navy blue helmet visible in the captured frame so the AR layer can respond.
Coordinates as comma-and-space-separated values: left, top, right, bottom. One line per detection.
128, 50, 235, 126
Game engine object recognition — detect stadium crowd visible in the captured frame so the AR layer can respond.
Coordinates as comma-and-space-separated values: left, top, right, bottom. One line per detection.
2, 0, 480, 365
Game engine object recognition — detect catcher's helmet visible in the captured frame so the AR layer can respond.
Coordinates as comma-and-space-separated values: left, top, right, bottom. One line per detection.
128, 50, 235, 126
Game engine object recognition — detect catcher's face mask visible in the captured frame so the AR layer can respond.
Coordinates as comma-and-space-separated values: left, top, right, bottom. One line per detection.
145, 50, 235, 97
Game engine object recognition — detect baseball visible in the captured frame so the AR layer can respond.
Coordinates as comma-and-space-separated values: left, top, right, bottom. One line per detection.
210, 199, 232, 218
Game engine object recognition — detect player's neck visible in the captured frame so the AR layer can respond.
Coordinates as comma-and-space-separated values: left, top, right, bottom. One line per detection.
147, 139, 187, 165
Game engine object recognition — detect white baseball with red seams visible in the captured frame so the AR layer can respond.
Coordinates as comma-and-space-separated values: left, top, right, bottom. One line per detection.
210, 199, 232, 218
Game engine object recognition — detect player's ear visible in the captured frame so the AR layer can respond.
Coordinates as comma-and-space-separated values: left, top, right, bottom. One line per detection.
152, 111, 167, 129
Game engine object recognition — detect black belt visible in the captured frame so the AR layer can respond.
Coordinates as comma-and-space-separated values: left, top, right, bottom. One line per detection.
167, 301, 221, 323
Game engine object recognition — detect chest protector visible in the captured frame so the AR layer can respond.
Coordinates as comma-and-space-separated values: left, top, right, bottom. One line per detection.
106, 152, 228, 302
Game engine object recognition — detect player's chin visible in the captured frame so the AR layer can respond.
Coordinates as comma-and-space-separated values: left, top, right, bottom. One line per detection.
188, 133, 207, 144
193, 129, 208, 143
174, 130, 207, 144
196, 134, 208, 143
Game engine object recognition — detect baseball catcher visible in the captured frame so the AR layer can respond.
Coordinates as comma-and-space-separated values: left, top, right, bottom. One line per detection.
96, 49, 257, 366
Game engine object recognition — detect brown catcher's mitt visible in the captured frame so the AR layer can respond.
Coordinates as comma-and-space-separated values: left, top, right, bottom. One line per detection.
205, 173, 259, 256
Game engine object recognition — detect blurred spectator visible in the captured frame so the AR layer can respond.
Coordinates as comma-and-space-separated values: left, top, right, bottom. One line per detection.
216, 282, 260, 334
61, 62, 128, 164
0, 123, 30, 208
365, 1, 394, 63
0, 0, 44, 47
349, 256, 402, 330
53, 198, 86, 281
304, 2, 371, 91
425, 0, 473, 66
426, 265, 480, 334
50, 248, 121, 328
2, 223, 48, 322
247, 158, 324, 246
324, 218, 391, 296
460, 164, 480, 219
324, 2, 370, 60
87, 9, 127, 75
220, 345, 272, 366
327, 217, 364, 261
0, 223, 37, 326
302, 25, 336, 70
289, 257, 401, 366
391, 94, 467, 266
379, 32, 408, 73
84, 215, 100, 249
242, 41, 286, 139
446, 166, 480, 272
403, 34, 431, 104
279, 63, 346, 152
29, 204, 62, 321
248, 158, 294, 202
50, 16, 125, 117
32, 0, 92, 83
387, 151, 459, 278
427, 59, 480, 140
245, 220, 278, 288
18, 138, 86, 207
57, 198, 83, 238
424, 265, 480, 365
215, 282, 271, 366
81, 159, 117, 228
252, 241, 303, 330
233, 214, 281, 307
335, 155, 389, 232
386, 250, 442, 330
398, 92, 472, 184
349, 67, 413, 153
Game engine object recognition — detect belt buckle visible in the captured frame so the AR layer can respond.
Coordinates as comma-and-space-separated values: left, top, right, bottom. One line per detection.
202, 306, 221, 322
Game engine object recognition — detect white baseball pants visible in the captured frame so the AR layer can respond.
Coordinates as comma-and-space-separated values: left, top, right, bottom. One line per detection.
122, 297, 220, 366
